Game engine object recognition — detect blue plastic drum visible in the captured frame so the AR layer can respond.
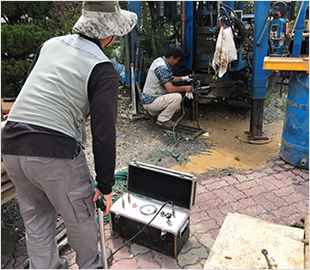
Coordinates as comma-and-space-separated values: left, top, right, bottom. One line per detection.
280, 72, 309, 168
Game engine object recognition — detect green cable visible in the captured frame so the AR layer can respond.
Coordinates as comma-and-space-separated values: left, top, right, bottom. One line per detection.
154, 95, 188, 166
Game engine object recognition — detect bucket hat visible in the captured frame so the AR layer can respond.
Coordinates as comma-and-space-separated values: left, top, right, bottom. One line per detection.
73, 1, 138, 39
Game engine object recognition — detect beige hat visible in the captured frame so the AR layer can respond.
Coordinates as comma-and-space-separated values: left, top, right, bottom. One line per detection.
73, 1, 138, 39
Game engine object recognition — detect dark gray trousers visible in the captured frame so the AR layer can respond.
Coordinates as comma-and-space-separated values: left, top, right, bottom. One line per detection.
3, 147, 102, 269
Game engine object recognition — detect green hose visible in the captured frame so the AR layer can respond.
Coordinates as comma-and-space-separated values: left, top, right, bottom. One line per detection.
94, 170, 128, 223
154, 95, 188, 166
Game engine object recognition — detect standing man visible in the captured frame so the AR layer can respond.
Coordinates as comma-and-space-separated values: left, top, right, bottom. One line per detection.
141, 44, 194, 128
1, 2, 137, 269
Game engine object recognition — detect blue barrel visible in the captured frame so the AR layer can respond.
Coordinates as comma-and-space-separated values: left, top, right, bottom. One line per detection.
280, 72, 309, 169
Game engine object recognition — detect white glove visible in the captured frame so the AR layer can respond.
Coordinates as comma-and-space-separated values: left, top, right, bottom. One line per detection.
182, 75, 192, 82
185, 92, 193, 99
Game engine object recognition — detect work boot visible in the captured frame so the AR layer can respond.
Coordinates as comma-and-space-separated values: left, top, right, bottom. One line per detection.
57, 257, 68, 269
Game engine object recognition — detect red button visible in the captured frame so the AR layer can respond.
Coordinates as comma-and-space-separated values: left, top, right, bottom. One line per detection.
133, 203, 137, 208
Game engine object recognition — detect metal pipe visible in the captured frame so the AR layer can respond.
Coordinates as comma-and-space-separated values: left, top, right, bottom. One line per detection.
130, 63, 137, 115
124, 35, 131, 86
98, 206, 108, 269
181, 2, 186, 51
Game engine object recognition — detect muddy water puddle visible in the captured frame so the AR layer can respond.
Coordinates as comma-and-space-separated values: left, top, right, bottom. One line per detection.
172, 112, 284, 174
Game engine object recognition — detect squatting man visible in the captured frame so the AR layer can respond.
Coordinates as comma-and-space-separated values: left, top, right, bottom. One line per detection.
141, 44, 194, 128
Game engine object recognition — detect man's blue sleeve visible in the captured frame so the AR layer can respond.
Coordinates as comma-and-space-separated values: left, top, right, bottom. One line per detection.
154, 65, 173, 86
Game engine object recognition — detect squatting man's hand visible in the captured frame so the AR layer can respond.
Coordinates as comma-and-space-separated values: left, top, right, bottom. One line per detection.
182, 75, 194, 82
93, 189, 113, 215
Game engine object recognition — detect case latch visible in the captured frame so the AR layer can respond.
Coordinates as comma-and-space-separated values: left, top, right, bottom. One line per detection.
114, 213, 120, 224
160, 229, 167, 241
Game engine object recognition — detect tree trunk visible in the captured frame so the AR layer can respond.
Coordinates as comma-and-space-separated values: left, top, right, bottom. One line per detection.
147, 1, 157, 55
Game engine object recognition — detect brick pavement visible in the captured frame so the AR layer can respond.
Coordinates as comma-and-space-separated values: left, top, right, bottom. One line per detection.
59, 154, 309, 269
4, 154, 308, 269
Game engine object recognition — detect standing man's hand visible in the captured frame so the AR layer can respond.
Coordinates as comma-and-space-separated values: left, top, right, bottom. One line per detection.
93, 189, 113, 215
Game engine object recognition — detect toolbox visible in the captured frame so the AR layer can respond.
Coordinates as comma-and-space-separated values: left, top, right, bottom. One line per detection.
109, 161, 197, 258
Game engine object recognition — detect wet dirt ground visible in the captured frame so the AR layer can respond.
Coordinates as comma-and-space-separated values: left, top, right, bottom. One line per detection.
172, 108, 283, 174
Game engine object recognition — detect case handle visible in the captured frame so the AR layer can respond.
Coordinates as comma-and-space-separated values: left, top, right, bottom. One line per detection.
179, 219, 189, 239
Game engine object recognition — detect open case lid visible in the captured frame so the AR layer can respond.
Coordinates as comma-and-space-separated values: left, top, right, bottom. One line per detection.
127, 161, 197, 210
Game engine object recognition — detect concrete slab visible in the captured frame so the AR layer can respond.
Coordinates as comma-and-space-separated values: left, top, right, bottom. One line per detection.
204, 213, 304, 269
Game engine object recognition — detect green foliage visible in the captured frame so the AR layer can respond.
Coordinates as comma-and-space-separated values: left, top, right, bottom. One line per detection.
140, 1, 165, 66
1, 23, 53, 59
243, 1, 255, 14
1, 58, 30, 97
1, 1, 82, 98
280, 99, 287, 112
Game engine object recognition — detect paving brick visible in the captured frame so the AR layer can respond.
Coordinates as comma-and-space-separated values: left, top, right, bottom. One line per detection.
234, 181, 258, 191
238, 197, 257, 207
262, 167, 277, 174
191, 211, 211, 225
272, 205, 299, 218
265, 176, 288, 189
244, 186, 266, 197
213, 189, 235, 203
205, 180, 229, 191
274, 159, 286, 165
178, 246, 209, 268
274, 186, 295, 197
229, 201, 248, 212
107, 237, 131, 261
293, 169, 309, 180
258, 212, 277, 223
282, 164, 295, 170
110, 258, 138, 269
207, 228, 220, 240
191, 205, 202, 214
195, 192, 217, 205
234, 174, 249, 183
153, 252, 181, 269
247, 171, 267, 180
218, 204, 235, 217
200, 177, 221, 186
256, 177, 278, 191
191, 219, 218, 234
194, 233, 215, 250
136, 251, 161, 269
291, 175, 306, 184
292, 200, 309, 215
293, 182, 310, 197
221, 175, 239, 185
205, 208, 226, 227
253, 194, 278, 211
196, 184, 208, 195
198, 197, 224, 210
273, 165, 286, 172
180, 235, 202, 253
223, 186, 245, 201
265, 192, 287, 207
130, 243, 151, 256
239, 204, 265, 217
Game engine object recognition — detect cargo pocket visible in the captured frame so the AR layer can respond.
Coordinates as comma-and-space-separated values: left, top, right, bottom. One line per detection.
67, 181, 95, 223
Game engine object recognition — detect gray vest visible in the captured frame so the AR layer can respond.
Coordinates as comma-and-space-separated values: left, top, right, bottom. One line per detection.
8, 35, 110, 143
143, 57, 169, 97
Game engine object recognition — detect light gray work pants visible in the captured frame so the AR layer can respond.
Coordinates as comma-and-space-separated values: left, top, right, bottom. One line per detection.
143, 93, 182, 122
2, 147, 102, 269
